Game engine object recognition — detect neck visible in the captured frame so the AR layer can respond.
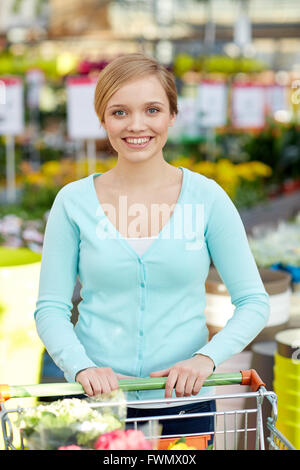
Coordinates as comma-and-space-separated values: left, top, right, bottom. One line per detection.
108, 156, 176, 191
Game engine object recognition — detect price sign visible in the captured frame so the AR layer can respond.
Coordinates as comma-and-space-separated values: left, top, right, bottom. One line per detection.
66, 76, 107, 139
266, 85, 288, 115
231, 83, 265, 129
197, 80, 227, 128
171, 96, 201, 139
26, 68, 45, 109
0, 76, 24, 135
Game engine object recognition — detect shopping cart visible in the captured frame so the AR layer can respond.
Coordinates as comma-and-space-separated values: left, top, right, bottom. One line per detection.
0, 369, 296, 450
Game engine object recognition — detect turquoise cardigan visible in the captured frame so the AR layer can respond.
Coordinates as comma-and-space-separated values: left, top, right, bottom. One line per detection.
34, 166, 270, 402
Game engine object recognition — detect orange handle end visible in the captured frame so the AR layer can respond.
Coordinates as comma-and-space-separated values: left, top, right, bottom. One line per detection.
0, 384, 10, 402
241, 369, 266, 392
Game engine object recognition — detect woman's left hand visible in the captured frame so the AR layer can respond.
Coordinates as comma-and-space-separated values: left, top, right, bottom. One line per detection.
150, 354, 215, 399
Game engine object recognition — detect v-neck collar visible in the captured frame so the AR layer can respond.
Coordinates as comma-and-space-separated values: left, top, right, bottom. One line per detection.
89, 166, 187, 261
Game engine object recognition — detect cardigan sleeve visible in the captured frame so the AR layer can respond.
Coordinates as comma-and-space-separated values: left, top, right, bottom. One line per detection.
34, 187, 97, 382
193, 180, 270, 367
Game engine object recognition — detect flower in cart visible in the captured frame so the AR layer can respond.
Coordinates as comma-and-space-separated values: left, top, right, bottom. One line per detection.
168, 442, 196, 450
167, 437, 196, 450
58, 445, 84, 450
94, 429, 152, 450
17, 396, 125, 450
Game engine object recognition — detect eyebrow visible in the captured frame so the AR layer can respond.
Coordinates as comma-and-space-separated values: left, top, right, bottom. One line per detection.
107, 101, 165, 110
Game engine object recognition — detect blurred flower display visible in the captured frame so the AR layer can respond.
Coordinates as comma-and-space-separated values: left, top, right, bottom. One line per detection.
0, 155, 272, 251
249, 213, 300, 272
15, 156, 118, 218
173, 53, 266, 78
0, 214, 44, 252
15, 155, 272, 205
172, 157, 272, 200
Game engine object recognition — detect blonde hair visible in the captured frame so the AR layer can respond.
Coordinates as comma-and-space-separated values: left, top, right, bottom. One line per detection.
94, 53, 178, 124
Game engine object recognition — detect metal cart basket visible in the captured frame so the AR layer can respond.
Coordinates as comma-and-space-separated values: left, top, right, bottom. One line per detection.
0, 369, 296, 450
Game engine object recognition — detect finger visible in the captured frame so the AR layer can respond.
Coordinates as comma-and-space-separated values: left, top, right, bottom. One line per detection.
192, 376, 204, 395
89, 374, 103, 396
107, 371, 120, 391
79, 377, 94, 397
97, 373, 111, 395
150, 369, 170, 377
185, 375, 197, 396
85, 370, 105, 396
175, 372, 189, 398
164, 369, 178, 399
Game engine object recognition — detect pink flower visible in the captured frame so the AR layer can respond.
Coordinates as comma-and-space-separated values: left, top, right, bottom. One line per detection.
94, 429, 152, 450
58, 445, 83, 450
125, 430, 153, 450
94, 430, 127, 450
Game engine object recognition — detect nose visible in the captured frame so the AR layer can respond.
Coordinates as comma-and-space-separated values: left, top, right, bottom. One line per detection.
126, 112, 147, 133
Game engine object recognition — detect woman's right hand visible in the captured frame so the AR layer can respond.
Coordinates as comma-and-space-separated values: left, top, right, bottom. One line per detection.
75, 367, 136, 397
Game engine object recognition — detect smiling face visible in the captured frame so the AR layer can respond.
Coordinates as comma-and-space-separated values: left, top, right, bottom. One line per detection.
101, 74, 176, 164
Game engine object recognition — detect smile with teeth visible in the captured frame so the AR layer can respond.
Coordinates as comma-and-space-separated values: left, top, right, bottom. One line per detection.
123, 137, 152, 145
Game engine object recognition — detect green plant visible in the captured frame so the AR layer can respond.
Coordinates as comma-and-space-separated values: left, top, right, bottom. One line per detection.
20, 182, 59, 214
173, 53, 267, 78
241, 124, 281, 183
233, 179, 269, 209
277, 124, 300, 180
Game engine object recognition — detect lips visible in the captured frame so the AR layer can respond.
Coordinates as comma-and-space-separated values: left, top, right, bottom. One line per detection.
122, 136, 154, 149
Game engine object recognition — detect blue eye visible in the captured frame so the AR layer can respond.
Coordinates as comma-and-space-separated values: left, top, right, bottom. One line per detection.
148, 108, 159, 114
113, 110, 126, 116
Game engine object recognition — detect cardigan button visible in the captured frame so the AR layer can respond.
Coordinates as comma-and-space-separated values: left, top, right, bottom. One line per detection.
141, 282, 145, 288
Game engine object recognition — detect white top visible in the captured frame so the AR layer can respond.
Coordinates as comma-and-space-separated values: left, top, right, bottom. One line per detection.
125, 236, 158, 257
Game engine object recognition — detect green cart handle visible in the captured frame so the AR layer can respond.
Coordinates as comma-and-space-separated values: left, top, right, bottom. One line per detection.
0, 369, 265, 402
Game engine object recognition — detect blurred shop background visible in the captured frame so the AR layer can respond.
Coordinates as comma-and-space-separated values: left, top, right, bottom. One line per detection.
0, 0, 300, 449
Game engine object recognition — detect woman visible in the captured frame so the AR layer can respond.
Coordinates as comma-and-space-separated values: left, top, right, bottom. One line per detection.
34, 53, 269, 440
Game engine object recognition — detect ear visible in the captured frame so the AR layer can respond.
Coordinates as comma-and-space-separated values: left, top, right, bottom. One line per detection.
169, 113, 176, 127
100, 120, 107, 131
